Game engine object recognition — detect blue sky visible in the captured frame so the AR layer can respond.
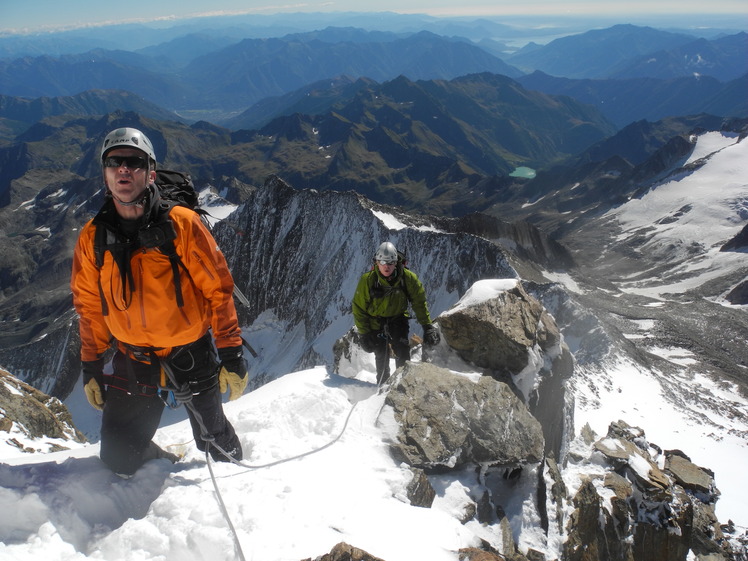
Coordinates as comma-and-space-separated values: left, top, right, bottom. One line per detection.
2, 0, 747, 34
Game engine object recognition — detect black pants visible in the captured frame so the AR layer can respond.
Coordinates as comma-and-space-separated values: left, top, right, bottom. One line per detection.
100, 335, 242, 475
373, 316, 410, 384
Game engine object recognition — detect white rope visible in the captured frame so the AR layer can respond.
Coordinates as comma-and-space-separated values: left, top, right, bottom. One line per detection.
201, 399, 360, 560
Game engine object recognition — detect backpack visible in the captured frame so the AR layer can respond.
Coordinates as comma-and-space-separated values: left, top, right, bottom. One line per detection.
152, 169, 201, 213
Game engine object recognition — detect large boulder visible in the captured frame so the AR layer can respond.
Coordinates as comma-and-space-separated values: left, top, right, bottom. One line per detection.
378, 361, 544, 469
436, 279, 574, 460
437, 280, 568, 381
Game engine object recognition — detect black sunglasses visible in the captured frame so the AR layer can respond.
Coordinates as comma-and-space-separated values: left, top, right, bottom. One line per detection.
103, 155, 148, 169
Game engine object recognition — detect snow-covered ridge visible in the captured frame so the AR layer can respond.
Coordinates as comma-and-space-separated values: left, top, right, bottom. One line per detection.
606, 131, 747, 298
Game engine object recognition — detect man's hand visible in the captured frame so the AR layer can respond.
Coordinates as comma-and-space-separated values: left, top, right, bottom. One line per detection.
359, 331, 380, 353
423, 324, 441, 346
217, 346, 248, 401
82, 359, 105, 410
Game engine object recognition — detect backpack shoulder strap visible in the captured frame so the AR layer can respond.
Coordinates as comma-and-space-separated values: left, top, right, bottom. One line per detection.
148, 204, 188, 309
93, 221, 107, 270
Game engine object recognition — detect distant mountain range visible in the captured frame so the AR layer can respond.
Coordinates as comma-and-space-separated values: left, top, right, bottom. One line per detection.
0, 24, 744, 127
517, 72, 747, 128
0, 30, 521, 116
506, 24, 748, 81
0, 72, 616, 215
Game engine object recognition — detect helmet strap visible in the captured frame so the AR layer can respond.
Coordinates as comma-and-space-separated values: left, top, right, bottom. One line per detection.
108, 189, 148, 208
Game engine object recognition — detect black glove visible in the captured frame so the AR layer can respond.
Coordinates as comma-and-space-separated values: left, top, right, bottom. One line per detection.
423, 324, 440, 346
217, 345, 248, 401
217, 345, 248, 379
359, 332, 380, 353
82, 358, 105, 410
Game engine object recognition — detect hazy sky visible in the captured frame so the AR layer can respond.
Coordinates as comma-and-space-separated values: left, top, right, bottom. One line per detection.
2, 0, 747, 34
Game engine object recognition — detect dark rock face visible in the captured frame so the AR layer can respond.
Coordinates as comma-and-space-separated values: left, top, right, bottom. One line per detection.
724, 280, 748, 305
380, 362, 544, 470
720, 222, 748, 252
405, 467, 436, 508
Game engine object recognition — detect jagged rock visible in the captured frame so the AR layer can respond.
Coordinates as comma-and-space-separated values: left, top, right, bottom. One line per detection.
476, 490, 494, 524
380, 362, 544, 469
690, 499, 730, 559
458, 548, 509, 561
459, 500, 478, 525
564, 477, 633, 561
436, 280, 573, 461
664, 450, 715, 495
603, 472, 633, 536
546, 455, 568, 531
564, 421, 741, 561
302, 542, 385, 561
526, 549, 546, 561
594, 434, 670, 498
437, 281, 561, 376
405, 467, 436, 508
0, 369, 85, 451
580, 423, 597, 445
498, 516, 519, 559
631, 490, 692, 561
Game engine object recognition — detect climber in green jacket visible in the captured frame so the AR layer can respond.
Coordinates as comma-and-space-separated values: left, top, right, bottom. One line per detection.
352, 241, 440, 384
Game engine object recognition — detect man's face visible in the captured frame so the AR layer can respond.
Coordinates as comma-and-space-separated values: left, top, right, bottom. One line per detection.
103, 147, 155, 215
377, 260, 397, 278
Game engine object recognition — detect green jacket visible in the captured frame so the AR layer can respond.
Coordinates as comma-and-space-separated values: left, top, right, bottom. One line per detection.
352, 266, 433, 334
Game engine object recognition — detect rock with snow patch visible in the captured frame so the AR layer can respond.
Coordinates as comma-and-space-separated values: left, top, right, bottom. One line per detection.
436, 280, 574, 461
0, 369, 86, 453
664, 450, 716, 497
564, 477, 635, 561
379, 362, 544, 469
437, 281, 561, 375
303, 542, 386, 561
564, 420, 738, 561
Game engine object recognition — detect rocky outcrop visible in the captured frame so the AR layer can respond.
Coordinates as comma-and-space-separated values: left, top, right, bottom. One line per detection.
0, 368, 85, 453
437, 280, 574, 461
380, 362, 544, 469
564, 420, 740, 561
336, 277, 746, 560
302, 542, 386, 561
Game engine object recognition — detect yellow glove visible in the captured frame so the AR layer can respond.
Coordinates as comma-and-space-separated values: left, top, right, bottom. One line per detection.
219, 366, 248, 401
84, 377, 105, 410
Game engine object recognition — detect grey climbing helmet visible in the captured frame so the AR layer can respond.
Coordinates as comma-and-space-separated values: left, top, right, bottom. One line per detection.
374, 242, 399, 263
100, 127, 157, 165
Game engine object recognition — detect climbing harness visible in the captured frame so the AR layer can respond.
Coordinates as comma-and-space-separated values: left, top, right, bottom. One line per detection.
378, 322, 392, 386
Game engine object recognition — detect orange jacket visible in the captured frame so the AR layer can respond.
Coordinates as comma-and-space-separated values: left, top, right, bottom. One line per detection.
71, 204, 242, 362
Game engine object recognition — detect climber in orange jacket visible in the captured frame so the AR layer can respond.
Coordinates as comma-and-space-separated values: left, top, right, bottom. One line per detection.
71, 127, 247, 476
